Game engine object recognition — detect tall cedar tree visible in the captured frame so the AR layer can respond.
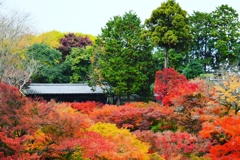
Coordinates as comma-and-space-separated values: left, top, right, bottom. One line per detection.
94, 11, 156, 104
145, 0, 191, 68
58, 33, 92, 59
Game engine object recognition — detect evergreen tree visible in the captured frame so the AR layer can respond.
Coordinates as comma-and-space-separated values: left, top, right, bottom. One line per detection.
145, 0, 191, 68
93, 11, 156, 104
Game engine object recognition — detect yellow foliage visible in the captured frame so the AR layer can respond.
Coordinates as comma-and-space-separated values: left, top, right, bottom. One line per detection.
75, 32, 96, 43
19, 30, 96, 51
214, 73, 240, 114
88, 122, 153, 159
17, 34, 36, 51
149, 152, 165, 160
190, 154, 211, 160
35, 31, 96, 48
69, 148, 89, 160
88, 122, 131, 137
25, 129, 52, 152
34, 30, 65, 48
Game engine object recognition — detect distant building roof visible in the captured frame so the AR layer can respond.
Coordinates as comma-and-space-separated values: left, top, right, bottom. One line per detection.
23, 83, 104, 95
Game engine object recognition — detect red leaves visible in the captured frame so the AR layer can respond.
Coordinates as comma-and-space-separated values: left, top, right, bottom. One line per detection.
89, 102, 173, 131
154, 68, 215, 109
200, 116, 240, 159
200, 116, 240, 139
0, 83, 25, 105
154, 68, 187, 101
58, 33, 92, 58
78, 131, 117, 159
2, 99, 93, 159
0, 131, 38, 159
0, 83, 26, 133
2, 78, 240, 159
133, 130, 212, 160
153, 69, 217, 133
71, 101, 103, 114
162, 81, 199, 106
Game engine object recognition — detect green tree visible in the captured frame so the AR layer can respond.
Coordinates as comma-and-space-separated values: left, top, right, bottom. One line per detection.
145, 0, 191, 68
64, 47, 92, 83
153, 48, 186, 72
189, 11, 213, 72
25, 43, 63, 83
189, 5, 240, 72
93, 11, 156, 104
210, 5, 240, 70
183, 60, 205, 79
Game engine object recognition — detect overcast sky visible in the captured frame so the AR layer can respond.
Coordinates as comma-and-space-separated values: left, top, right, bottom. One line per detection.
3, 0, 240, 36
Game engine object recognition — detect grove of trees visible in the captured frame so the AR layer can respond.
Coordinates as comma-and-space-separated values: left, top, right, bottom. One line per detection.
1, 0, 239, 99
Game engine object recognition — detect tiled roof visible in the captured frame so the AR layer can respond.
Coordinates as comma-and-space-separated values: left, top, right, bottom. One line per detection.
23, 83, 104, 95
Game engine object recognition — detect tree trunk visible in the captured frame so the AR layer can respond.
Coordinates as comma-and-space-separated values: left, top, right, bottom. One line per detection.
165, 47, 169, 68
127, 93, 130, 102
116, 95, 121, 106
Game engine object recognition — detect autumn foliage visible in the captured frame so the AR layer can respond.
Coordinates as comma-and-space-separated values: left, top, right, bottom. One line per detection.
1, 68, 240, 159
71, 101, 103, 114
0, 83, 163, 159
200, 116, 240, 159
0, 83, 25, 132
58, 33, 92, 58
89, 102, 174, 131
154, 68, 187, 102
214, 72, 240, 114
133, 130, 212, 160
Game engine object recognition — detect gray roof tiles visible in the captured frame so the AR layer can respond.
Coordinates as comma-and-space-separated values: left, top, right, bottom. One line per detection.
23, 83, 104, 95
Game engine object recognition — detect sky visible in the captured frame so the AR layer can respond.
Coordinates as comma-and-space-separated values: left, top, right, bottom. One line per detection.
3, 0, 240, 36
